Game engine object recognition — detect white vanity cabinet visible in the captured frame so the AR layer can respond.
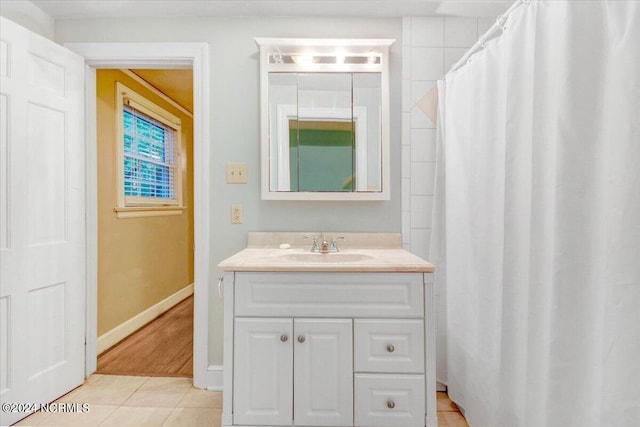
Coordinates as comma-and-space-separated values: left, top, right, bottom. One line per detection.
233, 317, 353, 426
221, 271, 437, 427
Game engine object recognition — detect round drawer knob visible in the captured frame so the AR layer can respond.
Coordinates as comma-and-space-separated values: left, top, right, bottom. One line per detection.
280, 334, 288, 342
386, 344, 395, 353
387, 400, 395, 409
297, 336, 306, 343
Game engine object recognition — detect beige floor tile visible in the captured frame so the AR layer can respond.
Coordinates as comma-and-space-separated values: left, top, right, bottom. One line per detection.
15, 405, 118, 427
99, 406, 173, 427
437, 391, 460, 412
85, 374, 149, 387
161, 407, 221, 427
56, 376, 148, 406
438, 410, 470, 427
13, 410, 54, 426
123, 377, 192, 407
177, 388, 222, 408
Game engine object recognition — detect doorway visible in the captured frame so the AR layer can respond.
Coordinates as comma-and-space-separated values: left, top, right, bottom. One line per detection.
94, 68, 195, 377
65, 42, 212, 389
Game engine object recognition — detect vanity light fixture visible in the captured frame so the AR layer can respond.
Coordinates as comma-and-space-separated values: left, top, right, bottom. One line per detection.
291, 54, 315, 65
272, 53, 382, 65
265, 42, 384, 68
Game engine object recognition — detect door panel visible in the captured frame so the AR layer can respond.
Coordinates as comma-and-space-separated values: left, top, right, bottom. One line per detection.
234, 317, 293, 425
0, 17, 85, 426
27, 103, 66, 244
294, 318, 353, 426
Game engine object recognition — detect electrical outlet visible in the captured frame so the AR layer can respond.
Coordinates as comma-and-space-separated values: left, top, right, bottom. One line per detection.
231, 205, 243, 224
226, 162, 248, 184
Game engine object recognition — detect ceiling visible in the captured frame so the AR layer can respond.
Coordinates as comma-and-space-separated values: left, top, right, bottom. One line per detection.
38, 1, 513, 113
131, 69, 193, 112
32, 0, 513, 19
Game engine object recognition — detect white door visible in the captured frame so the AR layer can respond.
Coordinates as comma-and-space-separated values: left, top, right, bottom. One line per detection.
233, 317, 293, 425
0, 17, 86, 426
294, 318, 353, 426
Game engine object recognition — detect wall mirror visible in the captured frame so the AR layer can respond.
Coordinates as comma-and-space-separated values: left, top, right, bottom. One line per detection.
256, 38, 394, 200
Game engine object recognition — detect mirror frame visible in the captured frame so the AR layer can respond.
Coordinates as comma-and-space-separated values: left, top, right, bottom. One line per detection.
255, 38, 395, 201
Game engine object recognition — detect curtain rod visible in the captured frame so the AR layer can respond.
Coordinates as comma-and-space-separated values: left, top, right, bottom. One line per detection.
449, 0, 529, 73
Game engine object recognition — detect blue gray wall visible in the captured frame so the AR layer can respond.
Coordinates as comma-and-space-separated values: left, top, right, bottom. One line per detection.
54, 16, 402, 366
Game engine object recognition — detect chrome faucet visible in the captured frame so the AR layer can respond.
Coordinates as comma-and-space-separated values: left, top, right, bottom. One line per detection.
305, 234, 345, 253
304, 234, 321, 253
329, 236, 345, 252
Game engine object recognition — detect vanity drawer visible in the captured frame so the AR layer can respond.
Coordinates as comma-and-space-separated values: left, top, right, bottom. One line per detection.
354, 319, 424, 373
234, 272, 424, 318
354, 373, 425, 427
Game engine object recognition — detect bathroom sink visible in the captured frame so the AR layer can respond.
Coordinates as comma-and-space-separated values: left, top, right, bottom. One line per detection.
277, 252, 374, 263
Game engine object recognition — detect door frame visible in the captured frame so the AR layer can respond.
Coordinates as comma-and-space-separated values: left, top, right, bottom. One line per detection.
64, 42, 213, 389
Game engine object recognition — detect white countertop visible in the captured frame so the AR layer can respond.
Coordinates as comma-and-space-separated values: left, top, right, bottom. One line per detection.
218, 232, 435, 273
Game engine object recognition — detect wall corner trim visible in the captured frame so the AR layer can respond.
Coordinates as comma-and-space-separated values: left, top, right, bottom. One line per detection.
96, 284, 194, 355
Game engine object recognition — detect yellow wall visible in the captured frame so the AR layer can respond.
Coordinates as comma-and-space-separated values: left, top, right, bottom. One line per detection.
96, 69, 194, 336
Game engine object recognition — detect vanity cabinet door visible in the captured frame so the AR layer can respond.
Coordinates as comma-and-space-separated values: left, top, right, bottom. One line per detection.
234, 318, 293, 426
294, 318, 353, 426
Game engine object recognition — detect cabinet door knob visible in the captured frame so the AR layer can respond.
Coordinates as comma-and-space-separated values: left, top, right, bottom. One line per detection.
297, 336, 306, 343
387, 400, 395, 409
386, 344, 395, 353
280, 334, 288, 342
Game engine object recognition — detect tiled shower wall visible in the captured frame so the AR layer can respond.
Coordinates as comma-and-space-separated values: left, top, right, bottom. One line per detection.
401, 16, 495, 259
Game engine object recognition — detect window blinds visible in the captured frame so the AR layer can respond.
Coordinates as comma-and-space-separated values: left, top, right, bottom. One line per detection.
123, 104, 177, 200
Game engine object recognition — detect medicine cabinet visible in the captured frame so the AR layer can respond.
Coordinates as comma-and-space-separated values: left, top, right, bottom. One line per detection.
256, 38, 394, 201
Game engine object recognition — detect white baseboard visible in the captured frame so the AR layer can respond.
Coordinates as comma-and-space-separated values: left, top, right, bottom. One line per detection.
97, 283, 194, 355
205, 365, 223, 391
426, 413, 439, 427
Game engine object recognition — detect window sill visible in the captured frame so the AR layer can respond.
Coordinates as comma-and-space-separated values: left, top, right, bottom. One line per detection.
114, 206, 187, 219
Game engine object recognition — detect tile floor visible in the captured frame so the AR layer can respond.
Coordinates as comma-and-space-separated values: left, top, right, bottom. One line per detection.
16, 374, 469, 427
15, 375, 221, 427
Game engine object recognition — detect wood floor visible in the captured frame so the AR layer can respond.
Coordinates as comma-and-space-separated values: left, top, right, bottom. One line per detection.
97, 295, 193, 377
437, 391, 470, 426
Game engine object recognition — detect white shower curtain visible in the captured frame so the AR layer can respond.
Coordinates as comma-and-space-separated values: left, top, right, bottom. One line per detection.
434, 1, 640, 426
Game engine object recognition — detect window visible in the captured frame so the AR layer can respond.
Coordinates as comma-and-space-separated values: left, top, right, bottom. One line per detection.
115, 82, 184, 218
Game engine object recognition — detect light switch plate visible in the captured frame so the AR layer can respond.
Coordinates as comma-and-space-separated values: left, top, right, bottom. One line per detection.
226, 162, 247, 184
